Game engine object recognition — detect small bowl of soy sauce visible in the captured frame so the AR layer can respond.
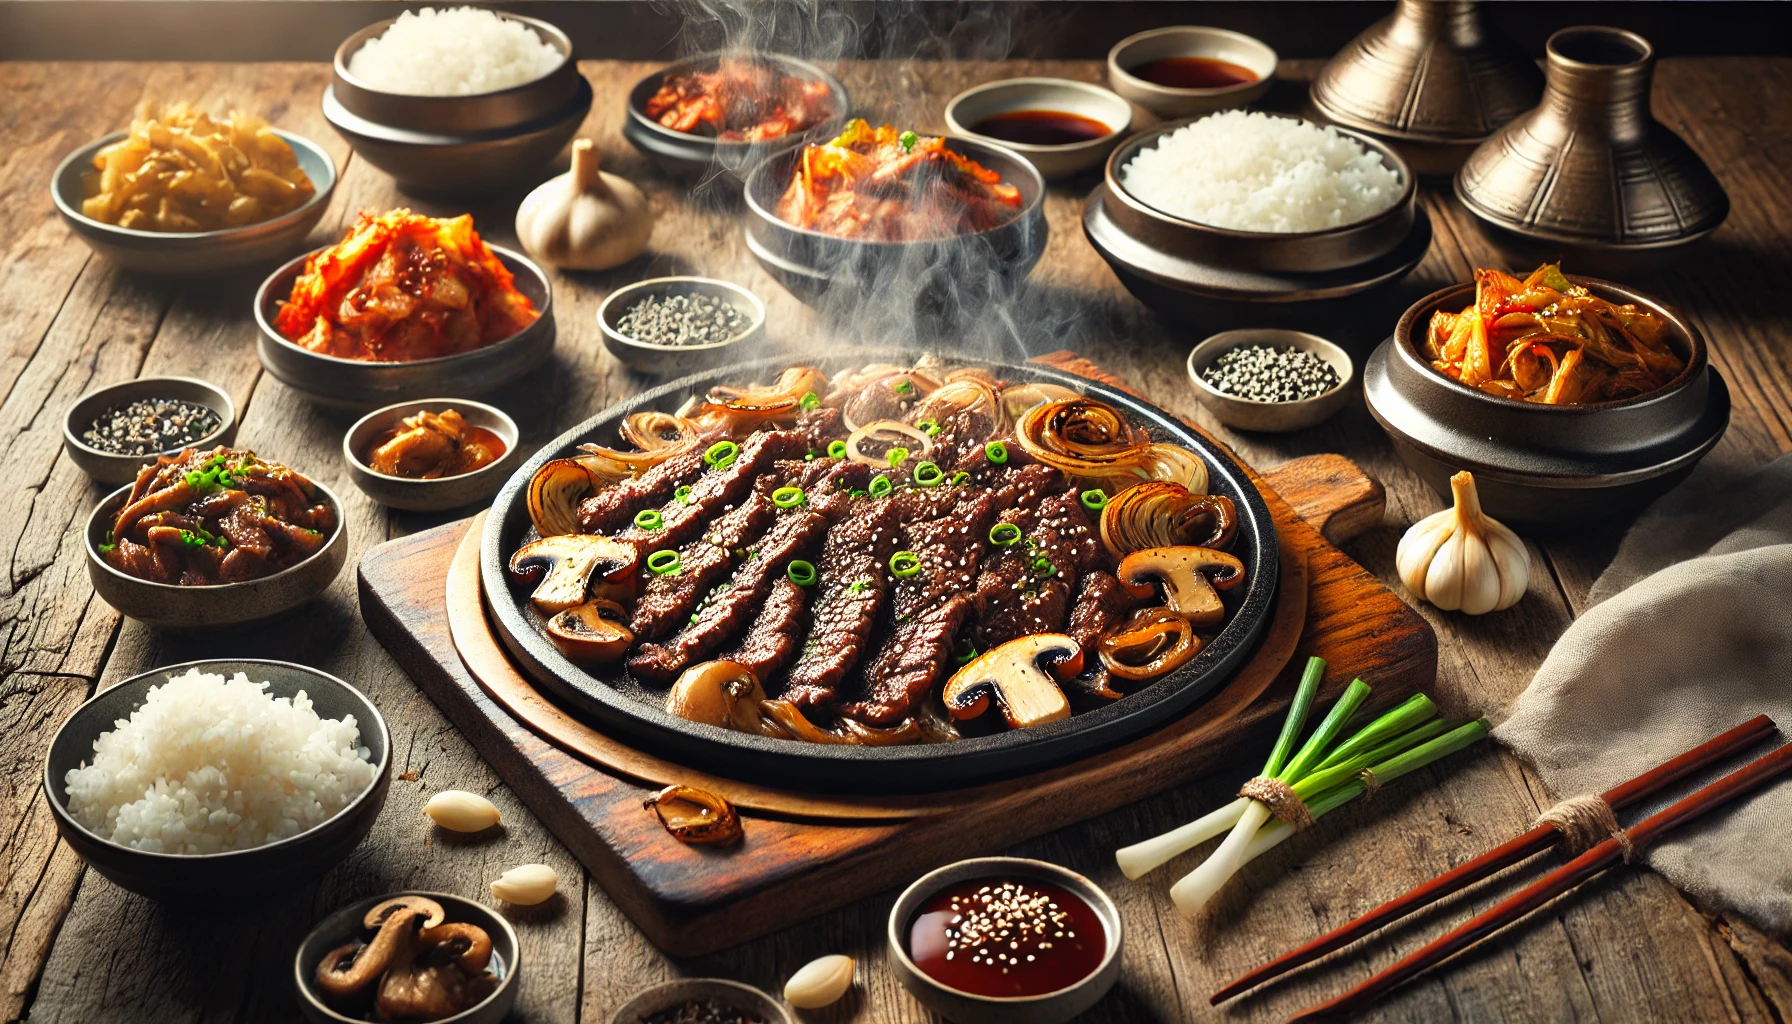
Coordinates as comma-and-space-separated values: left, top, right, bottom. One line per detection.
946, 78, 1132, 180
1108, 26, 1278, 118
63, 377, 238, 485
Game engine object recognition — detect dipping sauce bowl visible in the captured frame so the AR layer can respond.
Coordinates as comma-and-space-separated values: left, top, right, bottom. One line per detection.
1108, 27, 1278, 118
945, 78, 1132, 180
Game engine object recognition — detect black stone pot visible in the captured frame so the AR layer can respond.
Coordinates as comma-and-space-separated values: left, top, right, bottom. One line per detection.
480, 354, 1277, 794
1365, 276, 1730, 525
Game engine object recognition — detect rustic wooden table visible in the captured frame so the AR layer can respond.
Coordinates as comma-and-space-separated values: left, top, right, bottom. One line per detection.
1, 56, 1788, 1024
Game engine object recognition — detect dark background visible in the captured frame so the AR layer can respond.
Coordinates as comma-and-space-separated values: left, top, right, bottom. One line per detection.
3, 1, 1788, 63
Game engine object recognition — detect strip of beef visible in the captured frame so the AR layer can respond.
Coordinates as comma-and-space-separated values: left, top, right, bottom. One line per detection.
627, 507, 835, 683
576, 447, 706, 534
608, 429, 808, 558
888, 487, 999, 621
1063, 570, 1139, 702
949, 433, 1042, 478
721, 577, 810, 684
928, 408, 1000, 469
628, 490, 776, 640
754, 457, 870, 503
796, 407, 845, 452
781, 499, 903, 707
1030, 488, 1105, 576
970, 467, 1072, 648
840, 595, 972, 725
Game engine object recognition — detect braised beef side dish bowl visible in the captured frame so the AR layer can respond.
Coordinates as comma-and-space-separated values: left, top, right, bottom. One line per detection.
480, 356, 1276, 793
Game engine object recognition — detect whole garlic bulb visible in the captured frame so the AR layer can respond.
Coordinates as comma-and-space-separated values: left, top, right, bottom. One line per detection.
515, 138, 653, 270
1396, 471, 1528, 615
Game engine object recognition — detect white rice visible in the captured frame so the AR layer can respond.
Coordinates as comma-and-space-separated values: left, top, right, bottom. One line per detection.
347, 7, 562, 97
1120, 110, 1403, 233
64, 668, 376, 855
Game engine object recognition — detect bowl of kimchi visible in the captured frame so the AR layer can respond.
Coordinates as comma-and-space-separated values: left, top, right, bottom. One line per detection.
254, 210, 555, 412
741, 121, 1049, 307
624, 53, 850, 180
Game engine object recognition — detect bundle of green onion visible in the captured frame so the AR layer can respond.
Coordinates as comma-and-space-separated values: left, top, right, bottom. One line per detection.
1116, 656, 1488, 917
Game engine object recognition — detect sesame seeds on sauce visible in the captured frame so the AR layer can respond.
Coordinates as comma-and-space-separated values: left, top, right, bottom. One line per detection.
907, 877, 1106, 998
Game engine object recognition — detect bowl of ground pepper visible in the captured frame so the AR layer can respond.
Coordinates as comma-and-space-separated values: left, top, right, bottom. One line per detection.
1186, 328, 1353, 433
607, 978, 792, 1024
598, 276, 766, 377
63, 376, 237, 484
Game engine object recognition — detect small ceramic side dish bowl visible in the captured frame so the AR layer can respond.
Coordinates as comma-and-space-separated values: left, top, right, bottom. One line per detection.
623, 53, 850, 179
598, 276, 768, 376
295, 891, 520, 1024
254, 243, 556, 412
1107, 27, 1278, 118
62, 376, 237, 485
607, 978, 793, 1024
888, 857, 1122, 1024
944, 78, 1133, 180
85, 477, 349, 630
1187, 329, 1354, 433
44, 659, 390, 904
51, 130, 337, 275
343, 398, 522, 512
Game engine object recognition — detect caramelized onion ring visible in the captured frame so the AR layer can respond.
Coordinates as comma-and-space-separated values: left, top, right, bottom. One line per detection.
845, 420, 933, 467
914, 378, 999, 426
1100, 483, 1238, 559
621, 411, 700, 451
1016, 399, 1211, 493
1098, 608, 1200, 681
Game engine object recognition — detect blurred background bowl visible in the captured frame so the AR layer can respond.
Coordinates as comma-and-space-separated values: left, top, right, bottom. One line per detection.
1365, 275, 1731, 524
255, 243, 555, 412
1187, 328, 1354, 433
607, 979, 791, 1024
598, 276, 767, 376
44, 659, 389, 904
63, 376, 237, 485
343, 398, 522, 512
945, 77, 1132, 180
51, 129, 336, 275
85, 478, 349, 629
622, 53, 850, 180
1107, 26, 1277, 118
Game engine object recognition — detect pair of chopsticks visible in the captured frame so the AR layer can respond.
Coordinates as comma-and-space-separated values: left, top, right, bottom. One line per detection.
1206, 714, 1784, 1019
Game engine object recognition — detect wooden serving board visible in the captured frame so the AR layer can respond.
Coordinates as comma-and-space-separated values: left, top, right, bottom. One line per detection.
359, 354, 1436, 954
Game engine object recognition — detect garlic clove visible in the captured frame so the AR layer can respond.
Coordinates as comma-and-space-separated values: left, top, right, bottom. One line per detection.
1424, 527, 1468, 611
1457, 527, 1501, 615
783, 954, 855, 1009
490, 863, 558, 905
424, 790, 501, 833
1395, 508, 1453, 599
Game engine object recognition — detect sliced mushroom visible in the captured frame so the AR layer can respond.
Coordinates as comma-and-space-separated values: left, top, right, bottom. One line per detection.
316, 899, 441, 999
644, 784, 743, 845
527, 457, 600, 537
508, 534, 638, 613
942, 634, 1081, 729
418, 922, 493, 976
665, 661, 767, 732
364, 895, 446, 932
376, 917, 488, 1023
1116, 546, 1245, 628
546, 599, 634, 663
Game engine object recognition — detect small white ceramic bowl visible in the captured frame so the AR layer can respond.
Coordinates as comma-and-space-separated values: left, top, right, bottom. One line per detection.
1187, 328, 1354, 433
343, 398, 522, 512
1108, 27, 1278, 118
945, 78, 1133, 180
598, 276, 767, 377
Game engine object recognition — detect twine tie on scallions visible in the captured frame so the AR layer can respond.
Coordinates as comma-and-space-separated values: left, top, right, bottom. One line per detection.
1237, 777, 1312, 831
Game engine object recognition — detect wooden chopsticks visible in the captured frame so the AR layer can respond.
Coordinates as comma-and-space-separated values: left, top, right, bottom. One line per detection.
1210, 713, 1776, 1004
1284, 734, 1792, 1022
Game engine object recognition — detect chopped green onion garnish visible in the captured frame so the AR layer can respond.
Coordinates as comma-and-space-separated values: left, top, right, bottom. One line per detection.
772, 485, 806, 509
850, 489, 868, 498
805, 452, 816, 461
917, 418, 941, 436
889, 550, 922, 579
887, 447, 910, 468
869, 475, 893, 498
827, 440, 847, 459
953, 641, 978, 665
989, 522, 1022, 547
899, 130, 919, 153
787, 559, 817, 587
635, 509, 664, 531
675, 485, 693, 505
647, 550, 682, 576
849, 580, 869, 594
97, 542, 116, 555
799, 391, 821, 410
951, 470, 970, 486
704, 440, 740, 469
1080, 488, 1109, 512
984, 441, 1008, 464
912, 461, 943, 487
894, 379, 914, 395
1032, 556, 1057, 577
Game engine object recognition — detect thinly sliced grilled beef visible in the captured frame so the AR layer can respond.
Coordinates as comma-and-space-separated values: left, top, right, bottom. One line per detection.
755, 457, 871, 503
627, 507, 834, 682
1030, 488, 1104, 576
796, 407, 845, 451
840, 596, 973, 725
1066, 570, 1137, 657
609, 430, 808, 557
888, 488, 1001, 621
576, 448, 706, 534
781, 499, 903, 707
722, 577, 810, 684
629, 491, 776, 640
949, 433, 1042, 477
970, 467, 1074, 648
928, 409, 999, 469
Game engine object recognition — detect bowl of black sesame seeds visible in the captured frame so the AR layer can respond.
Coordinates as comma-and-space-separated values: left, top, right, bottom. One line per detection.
1186, 328, 1353, 433
607, 978, 792, 1024
63, 376, 237, 485
598, 277, 766, 376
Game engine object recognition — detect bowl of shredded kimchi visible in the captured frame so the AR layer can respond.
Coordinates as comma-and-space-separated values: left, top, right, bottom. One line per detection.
624, 53, 850, 179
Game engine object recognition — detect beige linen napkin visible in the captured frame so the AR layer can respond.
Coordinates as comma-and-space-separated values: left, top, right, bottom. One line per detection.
1494, 456, 1792, 933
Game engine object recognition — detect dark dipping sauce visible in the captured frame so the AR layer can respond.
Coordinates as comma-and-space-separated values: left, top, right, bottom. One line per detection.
1130, 56, 1259, 89
907, 877, 1106, 998
970, 109, 1113, 147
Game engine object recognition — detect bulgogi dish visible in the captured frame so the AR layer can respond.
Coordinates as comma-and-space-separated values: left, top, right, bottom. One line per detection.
775, 121, 1025, 241
509, 361, 1244, 746
100, 447, 335, 585
1423, 263, 1685, 405
645, 59, 835, 142
275, 209, 539, 363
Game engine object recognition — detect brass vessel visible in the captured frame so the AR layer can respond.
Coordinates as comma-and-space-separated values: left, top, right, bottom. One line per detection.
1456, 26, 1728, 275
1310, 0, 1542, 174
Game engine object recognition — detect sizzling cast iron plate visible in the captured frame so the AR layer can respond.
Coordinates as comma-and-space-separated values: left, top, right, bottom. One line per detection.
481, 355, 1278, 793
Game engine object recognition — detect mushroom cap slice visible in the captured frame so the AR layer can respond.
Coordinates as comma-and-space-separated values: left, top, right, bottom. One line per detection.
546, 599, 634, 663
508, 534, 638, 613
363, 895, 446, 931
665, 661, 767, 732
419, 922, 493, 975
1116, 545, 1244, 628
942, 634, 1080, 730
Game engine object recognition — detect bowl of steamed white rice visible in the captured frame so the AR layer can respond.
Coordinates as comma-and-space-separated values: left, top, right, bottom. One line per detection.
44, 660, 391, 903
1096, 110, 1415, 274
